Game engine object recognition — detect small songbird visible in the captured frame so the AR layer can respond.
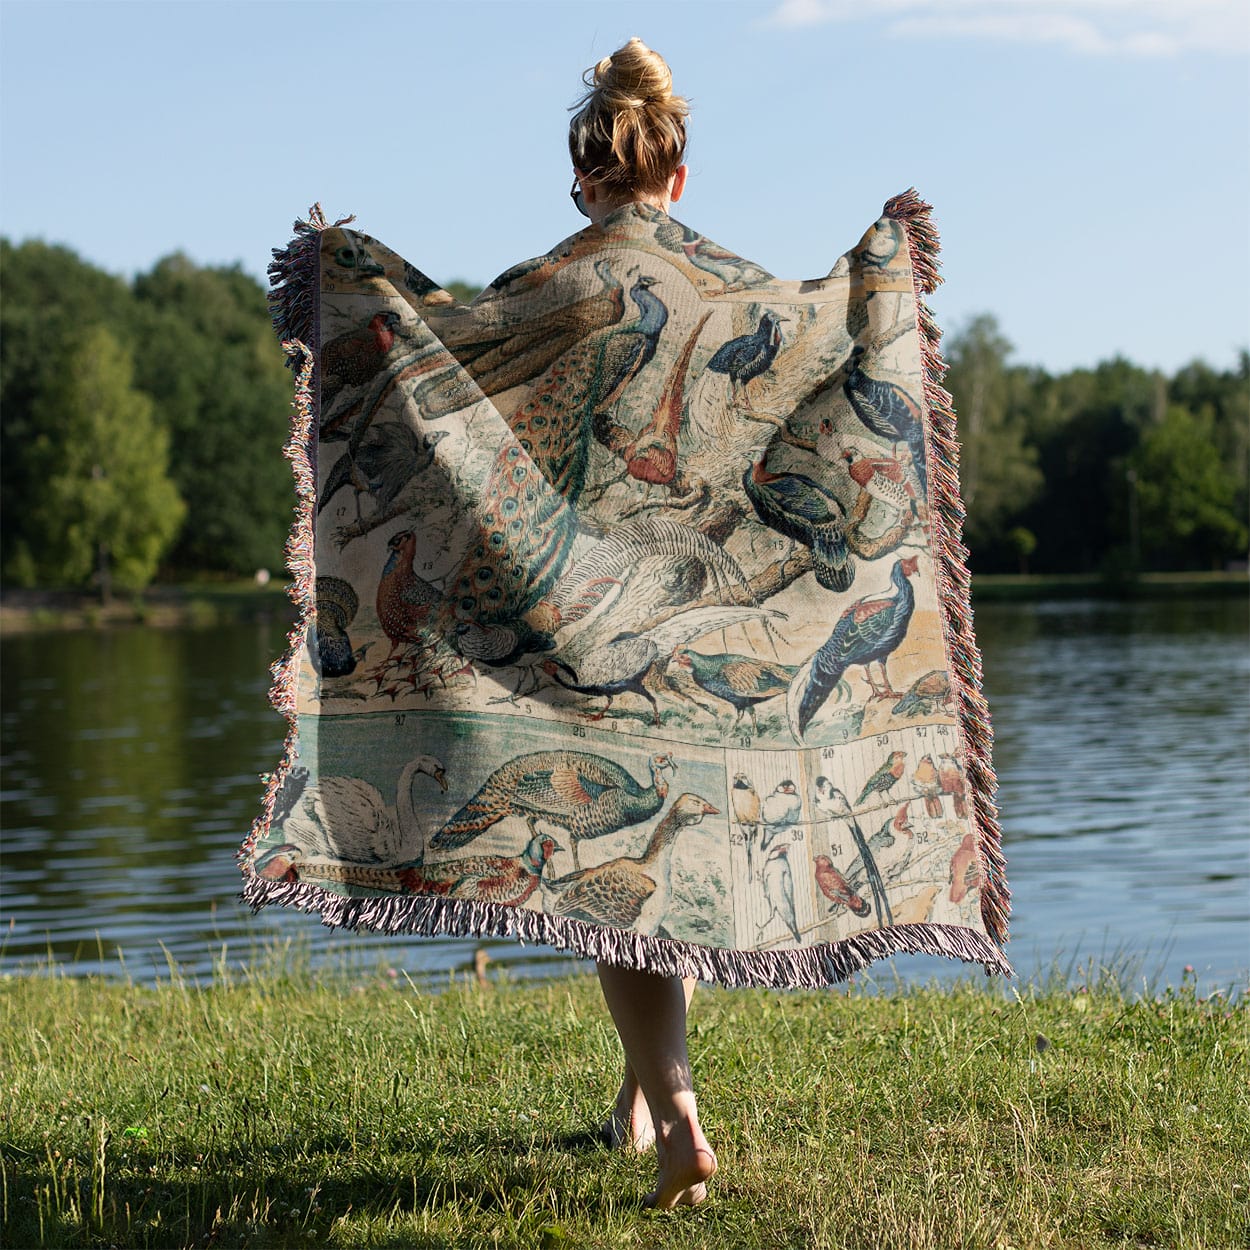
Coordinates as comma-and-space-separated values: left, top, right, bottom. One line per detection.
705, 311, 787, 407
787, 556, 919, 739
856, 750, 908, 807
813, 855, 870, 917
949, 833, 982, 903
758, 843, 802, 944
913, 754, 943, 818
375, 530, 442, 659
938, 752, 969, 818
761, 779, 801, 856
731, 772, 762, 878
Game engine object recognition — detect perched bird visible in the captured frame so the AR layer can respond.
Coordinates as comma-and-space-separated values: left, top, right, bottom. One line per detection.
892, 671, 952, 718
705, 312, 786, 408
597, 312, 711, 487
545, 793, 718, 932
591, 275, 669, 415
788, 557, 919, 739
758, 843, 801, 944
761, 779, 802, 857
949, 833, 982, 903
319, 311, 402, 434
654, 221, 774, 291
843, 346, 928, 500
429, 750, 678, 869
415, 834, 561, 906
938, 752, 969, 818
730, 772, 762, 878
311, 577, 364, 678
913, 754, 943, 818
892, 883, 940, 925
813, 855, 871, 917
856, 219, 903, 270
840, 448, 924, 525
673, 650, 797, 734
743, 455, 851, 592
812, 776, 893, 927
856, 750, 908, 807
375, 530, 442, 659
318, 424, 448, 535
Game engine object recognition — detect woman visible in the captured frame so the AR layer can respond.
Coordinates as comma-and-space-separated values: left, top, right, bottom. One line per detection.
248, 34, 1009, 1218
565, 38, 717, 1210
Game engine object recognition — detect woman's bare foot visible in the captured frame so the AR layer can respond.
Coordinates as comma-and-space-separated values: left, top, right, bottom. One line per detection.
602, 1073, 655, 1151
644, 1117, 717, 1209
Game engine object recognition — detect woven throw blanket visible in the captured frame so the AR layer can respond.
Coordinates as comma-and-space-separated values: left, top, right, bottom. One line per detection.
240, 192, 1011, 987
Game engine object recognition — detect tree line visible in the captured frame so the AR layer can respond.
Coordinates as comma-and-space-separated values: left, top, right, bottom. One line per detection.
1, 239, 1245, 594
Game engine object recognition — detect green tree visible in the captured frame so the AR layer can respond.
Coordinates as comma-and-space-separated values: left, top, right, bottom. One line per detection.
131, 256, 293, 574
943, 315, 1043, 563
25, 327, 185, 596
1129, 405, 1247, 570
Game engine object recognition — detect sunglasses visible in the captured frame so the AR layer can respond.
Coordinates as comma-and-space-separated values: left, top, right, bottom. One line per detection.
570, 176, 589, 218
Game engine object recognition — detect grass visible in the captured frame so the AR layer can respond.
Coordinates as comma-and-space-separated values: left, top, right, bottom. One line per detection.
1, 959, 1246, 1250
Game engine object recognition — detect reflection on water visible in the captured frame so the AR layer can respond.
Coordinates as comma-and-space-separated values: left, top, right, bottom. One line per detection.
2, 597, 1247, 990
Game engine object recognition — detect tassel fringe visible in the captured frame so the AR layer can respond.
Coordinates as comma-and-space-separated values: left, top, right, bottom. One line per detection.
884, 188, 1011, 948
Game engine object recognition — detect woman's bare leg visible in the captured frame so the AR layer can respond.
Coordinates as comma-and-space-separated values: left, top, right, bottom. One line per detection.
602, 977, 696, 1151
595, 964, 717, 1208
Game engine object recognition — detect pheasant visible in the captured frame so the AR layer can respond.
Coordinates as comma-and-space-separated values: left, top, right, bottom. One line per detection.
311, 576, 363, 678
429, 749, 678, 869
843, 346, 928, 501
892, 670, 952, 718
545, 793, 718, 931
840, 447, 925, 527
787, 556, 919, 739
673, 649, 797, 733
705, 311, 786, 408
375, 530, 442, 659
743, 454, 852, 592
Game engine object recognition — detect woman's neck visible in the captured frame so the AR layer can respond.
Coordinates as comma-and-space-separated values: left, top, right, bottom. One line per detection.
586, 192, 670, 227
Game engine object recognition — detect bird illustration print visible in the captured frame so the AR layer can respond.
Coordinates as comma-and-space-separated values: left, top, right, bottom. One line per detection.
913, 754, 943, 818
938, 752, 969, 818
544, 794, 718, 932
730, 772, 762, 878
787, 557, 920, 740
429, 750, 678, 869
812, 776, 894, 927
318, 310, 402, 437
705, 311, 787, 409
843, 346, 929, 501
758, 843, 802, 945
813, 856, 870, 917
672, 650, 797, 734
760, 779, 802, 858
856, 750, 908, 807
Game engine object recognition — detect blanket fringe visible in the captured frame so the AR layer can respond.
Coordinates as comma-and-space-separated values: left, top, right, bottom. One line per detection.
241, 871, 1013, 988
884, 188, 1010, 948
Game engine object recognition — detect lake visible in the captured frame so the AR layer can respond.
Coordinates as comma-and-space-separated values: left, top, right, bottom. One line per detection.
2, 596, 1247, 993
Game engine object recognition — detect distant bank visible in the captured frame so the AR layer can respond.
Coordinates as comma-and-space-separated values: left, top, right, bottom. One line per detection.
1, 570, 1246, 634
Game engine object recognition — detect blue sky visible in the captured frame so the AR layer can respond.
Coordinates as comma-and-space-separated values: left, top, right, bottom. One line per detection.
2, 0, 1246, 374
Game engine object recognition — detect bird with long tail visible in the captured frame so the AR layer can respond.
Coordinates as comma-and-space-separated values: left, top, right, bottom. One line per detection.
812, 777, 893, 927
787, 556, 919, 740
429, 749, 678, 870
743, 454, 852, 592
843, 346, 928, 501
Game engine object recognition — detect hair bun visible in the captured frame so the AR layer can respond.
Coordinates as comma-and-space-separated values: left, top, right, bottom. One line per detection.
569, 38, 689, 196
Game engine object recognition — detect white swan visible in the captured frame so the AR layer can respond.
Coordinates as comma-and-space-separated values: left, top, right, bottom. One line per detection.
281, 754, 447, 865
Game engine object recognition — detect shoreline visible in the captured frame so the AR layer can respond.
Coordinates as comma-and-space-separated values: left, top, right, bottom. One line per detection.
2, 570, 1245, 635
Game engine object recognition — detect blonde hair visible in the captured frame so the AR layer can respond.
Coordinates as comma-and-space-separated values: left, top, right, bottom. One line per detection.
568, 38, 689, 197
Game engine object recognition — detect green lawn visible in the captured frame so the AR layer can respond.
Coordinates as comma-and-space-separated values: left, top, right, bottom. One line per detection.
2, 962, 1246, 1249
